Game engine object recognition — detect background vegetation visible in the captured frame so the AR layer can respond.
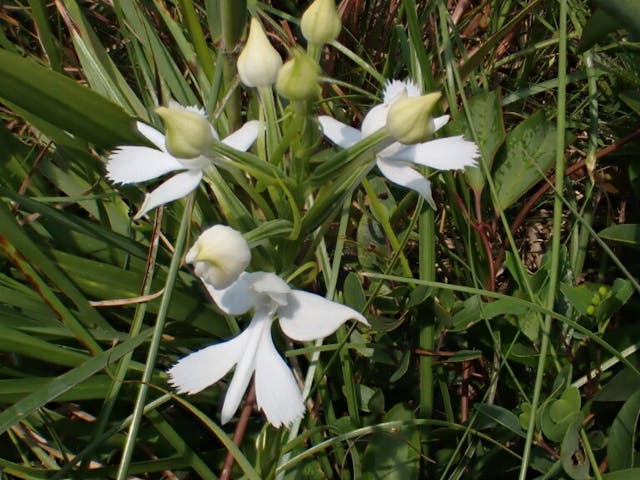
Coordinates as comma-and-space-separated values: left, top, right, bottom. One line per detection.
1, 0, 640, 478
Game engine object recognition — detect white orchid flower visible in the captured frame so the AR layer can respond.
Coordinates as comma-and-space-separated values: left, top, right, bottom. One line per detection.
107, 103, 260, 219
318, 79, 480, 208
168, 271, 368, 428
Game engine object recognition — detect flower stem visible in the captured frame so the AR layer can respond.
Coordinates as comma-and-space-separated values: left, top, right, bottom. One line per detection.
115, 195, 194, 480
518, 0, 567, 477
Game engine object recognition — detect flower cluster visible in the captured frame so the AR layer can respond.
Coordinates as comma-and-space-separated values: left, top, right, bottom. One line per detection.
103, 0, 481, 429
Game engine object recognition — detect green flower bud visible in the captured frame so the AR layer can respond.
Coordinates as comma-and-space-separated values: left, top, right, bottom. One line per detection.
598, 286, 609, 298
301, 0, 342, 45
276, 51, 321, 101
386, 91, 441, 144
156, 106, 215, 159
185, 225, 251, 289
591, 292, 602, 305
237, 17, 283, 88
586, 305, 596, 316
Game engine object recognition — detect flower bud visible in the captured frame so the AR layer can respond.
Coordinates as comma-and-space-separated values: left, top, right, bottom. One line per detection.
156, 106, 215, 159
186, 225, 251, 289
386, 92, 442, 145
301, 0, 342, 45
276, 51, 321, 101
237, 18, 283, 87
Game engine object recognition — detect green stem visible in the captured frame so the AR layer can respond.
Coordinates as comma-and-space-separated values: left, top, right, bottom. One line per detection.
419, 205, 435, 421
519, 1, 567, 477
361, 177, 413, 278
115, 195, 194, 480
580, 427, 603, 480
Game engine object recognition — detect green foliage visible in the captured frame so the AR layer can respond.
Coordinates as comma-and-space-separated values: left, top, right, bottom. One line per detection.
1, 0, 640, 478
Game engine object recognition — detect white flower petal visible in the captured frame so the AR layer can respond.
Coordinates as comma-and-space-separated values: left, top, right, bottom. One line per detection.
133, 169, 203, 219
318, 116, 362, 148
106, 146, 183, 184
376, 157, 436, 209
167, 331, 249, 394
388, 135, 479, 171
433, 115, 450, 132
383, 79, 421, 103
221, 120, 260, 152
249, 272, 291, 308
136, 122, 167, 151
360, 103, 390, 138
220, 313, 272, 424
205, 272, 260, 315
254, 327, 304, 428
277, 290, 368, 342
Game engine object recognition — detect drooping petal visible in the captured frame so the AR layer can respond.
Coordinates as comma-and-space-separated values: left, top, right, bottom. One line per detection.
133, 169, 203, 219
136, 122, 167, 151
318, 116, 362, 148
254, 326, 305, 428
220, 312, 272, 424
387, 135, 479, 171
277, 290, 368, 342
221, 120, 261, 152
376, 157, 436, 209
106, 146, 183, 184
167, 330, 249, 394
206, 272, 261, 315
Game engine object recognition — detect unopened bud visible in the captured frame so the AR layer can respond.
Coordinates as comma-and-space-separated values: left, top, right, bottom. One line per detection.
237, 18, 283, 88
186, 225, 251, 289
275, 51, 321, 101
386, 92, 441, 144
301, 0, 342, 45
156, 106, 215, 158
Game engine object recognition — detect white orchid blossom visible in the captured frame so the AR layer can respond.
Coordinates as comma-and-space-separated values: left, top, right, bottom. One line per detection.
168, 271, 368, 428
107, 103, 260, 219
318, 79, 479, 208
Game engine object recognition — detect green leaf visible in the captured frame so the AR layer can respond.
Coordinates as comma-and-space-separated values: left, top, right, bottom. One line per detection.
0, 49, 141, 148
594, 0, 640, 37
603, 468, 640, 479
608, 389, 640, 471
474, 403, 527, 438
493, 111, 557, 211
599, 224, 640, 247
560, 422, 590, 479
361, 403, 420, 480
450, 89, 505, 192
577, 8, 619, 53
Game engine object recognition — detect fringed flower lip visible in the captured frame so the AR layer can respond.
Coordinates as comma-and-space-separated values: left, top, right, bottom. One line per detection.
168, 271, 368, 428
106, 103, 259, 219
318, 79, 480, 208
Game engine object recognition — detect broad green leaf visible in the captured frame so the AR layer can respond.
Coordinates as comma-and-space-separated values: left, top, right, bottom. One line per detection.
0, 49, 140, 148
595, 0, 640, 37
449, 89, 505, 192
561, 421, 590, 479
493, 111, 557, 211
608, 389, 640, 471
604, 469, 640, 479
361, 403, 420, 480
577, 8, 619, 53
474, 403, 527, 438
594, 367, 640, 402
599, 223, 640, 247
